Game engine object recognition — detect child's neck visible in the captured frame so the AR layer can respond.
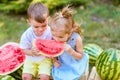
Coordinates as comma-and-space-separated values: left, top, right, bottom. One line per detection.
67, 32, 73, 41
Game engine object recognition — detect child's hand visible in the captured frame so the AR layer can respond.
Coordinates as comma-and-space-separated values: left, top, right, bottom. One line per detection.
63, 43, 71, 52
46, 56, 54, 59
31, 47, 41, 56
54, 60, 61, 68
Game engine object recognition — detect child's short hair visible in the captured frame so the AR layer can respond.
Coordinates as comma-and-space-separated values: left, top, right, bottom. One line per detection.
27, 2, 49, 23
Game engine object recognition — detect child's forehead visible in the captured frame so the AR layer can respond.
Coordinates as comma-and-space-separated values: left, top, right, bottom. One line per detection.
28, 13, 49, 23
52, 30, 66, 35
51, 23, 66, 30
28, 18, 47, 27
51, 26, 65, 33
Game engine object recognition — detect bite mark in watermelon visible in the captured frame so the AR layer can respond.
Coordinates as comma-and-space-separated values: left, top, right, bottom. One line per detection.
33, 39, 64, 57
0, 42, 25, 75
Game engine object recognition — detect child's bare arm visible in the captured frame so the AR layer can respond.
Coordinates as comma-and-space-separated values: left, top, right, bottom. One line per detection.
22, 47, 41, 56
64, 36, 83, 60
52, 57, 61, 68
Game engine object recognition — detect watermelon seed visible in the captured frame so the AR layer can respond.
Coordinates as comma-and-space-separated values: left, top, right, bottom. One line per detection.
2, 69, 5, 72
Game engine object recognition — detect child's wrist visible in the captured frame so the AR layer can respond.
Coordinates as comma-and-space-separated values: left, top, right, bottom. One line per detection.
68, 48, 75, 56
29, 52, 33, 56
28, 50, 34, 56
67, 47, 72, 53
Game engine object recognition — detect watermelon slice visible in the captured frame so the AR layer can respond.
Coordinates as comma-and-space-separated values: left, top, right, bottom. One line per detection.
0, 42, 25, 75
33, 39, 64, 57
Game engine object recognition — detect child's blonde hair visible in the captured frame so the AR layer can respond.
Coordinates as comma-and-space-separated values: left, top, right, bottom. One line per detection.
27, 2, 49, 23
50, 6, 82, 35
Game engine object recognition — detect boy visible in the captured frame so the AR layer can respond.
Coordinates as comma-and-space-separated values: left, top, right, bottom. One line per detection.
20, 2, 52, 80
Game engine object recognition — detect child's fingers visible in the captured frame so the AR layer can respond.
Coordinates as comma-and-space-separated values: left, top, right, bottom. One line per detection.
54, 61, 61, 68
31, 47, 41, 56
46, 56, 54, 59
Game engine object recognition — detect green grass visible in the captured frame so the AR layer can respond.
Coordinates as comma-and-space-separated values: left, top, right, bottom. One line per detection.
0, 3, 120, 50
0, 13, 28, 45
74, 4, 120, 50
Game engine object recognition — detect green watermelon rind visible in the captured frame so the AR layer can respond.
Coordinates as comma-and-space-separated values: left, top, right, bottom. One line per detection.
96, 48, 120, 80
0, 75, 15, 80
10, 66, 23, 80
33, 39, 64, 57
83, 43, 103, 65
0, 42, 25, 75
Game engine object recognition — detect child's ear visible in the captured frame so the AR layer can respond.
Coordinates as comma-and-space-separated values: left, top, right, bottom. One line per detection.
27, 19, 31, 25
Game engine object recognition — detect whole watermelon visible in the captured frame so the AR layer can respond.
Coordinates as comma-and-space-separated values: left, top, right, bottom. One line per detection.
96, 48, 120, 80
83, 43, 103, 66
10, 66, 23, 80
0, 75, 15, 80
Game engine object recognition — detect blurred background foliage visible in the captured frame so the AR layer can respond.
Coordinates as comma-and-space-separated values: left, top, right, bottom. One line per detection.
0, 0, 120, 49
0, 0, 92, 14
0, 0, 120, 14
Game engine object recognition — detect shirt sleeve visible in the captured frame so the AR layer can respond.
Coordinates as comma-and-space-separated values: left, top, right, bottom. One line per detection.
20, 32, 32, 49
46, 26, 52, 40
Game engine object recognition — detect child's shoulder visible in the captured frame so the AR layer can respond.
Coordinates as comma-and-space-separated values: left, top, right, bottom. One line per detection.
73, 32, 79, 35
24, 27, 33, 33
22, 27, 31, 34
21, 27, 33, 37
46, 26, 51, 31
72, 32, 82, 41
72, 32, 81, 38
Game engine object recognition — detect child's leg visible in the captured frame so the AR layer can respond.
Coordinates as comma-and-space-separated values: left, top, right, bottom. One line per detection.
22, 73, 33, 80
22, 59, 38, 80
37, 58, 52, 80
52, 57, 60, 68
37, 74, 50, 80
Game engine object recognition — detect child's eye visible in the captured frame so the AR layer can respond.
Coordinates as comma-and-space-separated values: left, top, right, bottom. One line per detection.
59, 36, 64, 38
34, 26, 39, 28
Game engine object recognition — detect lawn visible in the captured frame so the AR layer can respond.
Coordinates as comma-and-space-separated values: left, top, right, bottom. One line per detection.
74, 3, 120, 50
0, 3, 120, 50
0, 13, 28, 45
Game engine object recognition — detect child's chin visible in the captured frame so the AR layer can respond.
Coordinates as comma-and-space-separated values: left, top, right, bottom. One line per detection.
36, 33, 43, 36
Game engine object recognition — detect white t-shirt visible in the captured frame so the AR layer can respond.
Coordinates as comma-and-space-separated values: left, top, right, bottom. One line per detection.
20, 26, 52, 62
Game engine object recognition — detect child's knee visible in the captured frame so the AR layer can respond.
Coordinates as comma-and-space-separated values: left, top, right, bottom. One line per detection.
38, 74, 50, 80
22, 73, 33, 80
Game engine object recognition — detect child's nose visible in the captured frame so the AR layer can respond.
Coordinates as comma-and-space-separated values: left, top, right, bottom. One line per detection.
38, 28, 45, 31
55, 38, 60, 42
42, 24, 47, 27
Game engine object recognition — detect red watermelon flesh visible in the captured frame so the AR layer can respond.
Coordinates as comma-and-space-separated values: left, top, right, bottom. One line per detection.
0, 42, 25, 75
34, 39, 64, 57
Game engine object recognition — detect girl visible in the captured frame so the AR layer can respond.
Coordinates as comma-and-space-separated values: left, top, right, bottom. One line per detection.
50, 6, 89, 80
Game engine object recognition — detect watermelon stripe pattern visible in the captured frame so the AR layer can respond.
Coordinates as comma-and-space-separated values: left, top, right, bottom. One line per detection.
84, 43, 103, 66
0, 75, 15, 80
96, 48, 120, 80
10, 66, 23, 80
